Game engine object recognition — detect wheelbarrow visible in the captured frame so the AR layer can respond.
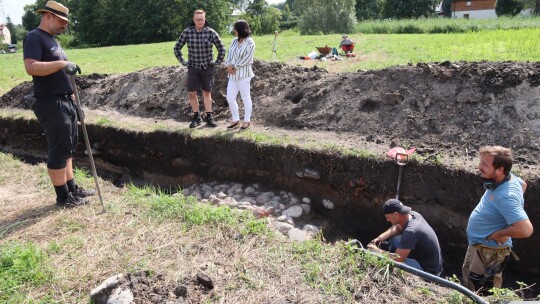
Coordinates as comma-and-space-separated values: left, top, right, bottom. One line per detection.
316, 45, 332, 56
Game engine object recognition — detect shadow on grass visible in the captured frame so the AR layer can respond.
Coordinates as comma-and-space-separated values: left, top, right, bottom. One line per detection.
0, 204, 59, 239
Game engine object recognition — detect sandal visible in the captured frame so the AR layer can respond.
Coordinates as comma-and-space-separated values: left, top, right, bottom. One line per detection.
227, 121, 240, 129
241, 122, 251, 130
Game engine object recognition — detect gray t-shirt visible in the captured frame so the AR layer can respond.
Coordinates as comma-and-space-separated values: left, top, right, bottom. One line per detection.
400, 211, 443, 275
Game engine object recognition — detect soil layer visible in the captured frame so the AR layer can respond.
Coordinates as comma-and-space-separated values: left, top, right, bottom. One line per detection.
1, 60, 540, 293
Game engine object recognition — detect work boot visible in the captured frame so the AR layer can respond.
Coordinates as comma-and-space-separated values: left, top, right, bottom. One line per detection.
56, 193, 89, 208
189, 113, 202, 128
206, 112, 217, 127
72, 186, 96, 198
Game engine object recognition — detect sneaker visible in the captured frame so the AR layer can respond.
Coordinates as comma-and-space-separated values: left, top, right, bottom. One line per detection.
189, 116, 202, 128
57, 193, 89, 208
72, 186, 96, 198
206, 114, 217, 127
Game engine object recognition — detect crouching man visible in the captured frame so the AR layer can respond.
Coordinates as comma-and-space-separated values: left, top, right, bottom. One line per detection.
367, 199, 443, 276
462, 146, 533, 292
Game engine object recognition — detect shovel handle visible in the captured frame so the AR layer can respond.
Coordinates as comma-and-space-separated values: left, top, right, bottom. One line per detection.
395, 153, 409, 166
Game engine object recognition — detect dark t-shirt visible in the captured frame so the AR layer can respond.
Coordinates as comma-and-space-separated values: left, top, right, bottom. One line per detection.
23, 28, 72, 97
400, 211, 443, 275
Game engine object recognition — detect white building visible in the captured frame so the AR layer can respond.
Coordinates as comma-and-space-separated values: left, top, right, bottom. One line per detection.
0, 23, 11, 44
451, 0, 497, 19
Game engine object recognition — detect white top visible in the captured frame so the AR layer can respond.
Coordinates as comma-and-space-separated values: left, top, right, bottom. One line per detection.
226, 37, 255, 80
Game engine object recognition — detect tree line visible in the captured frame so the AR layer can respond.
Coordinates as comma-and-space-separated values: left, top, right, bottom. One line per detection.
2, 0, 537, 47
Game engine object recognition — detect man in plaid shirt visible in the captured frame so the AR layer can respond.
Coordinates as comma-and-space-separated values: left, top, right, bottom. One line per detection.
174, 9, 226, 128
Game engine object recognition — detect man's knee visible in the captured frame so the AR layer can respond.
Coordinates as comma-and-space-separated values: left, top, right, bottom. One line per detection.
47, 157, 68, 170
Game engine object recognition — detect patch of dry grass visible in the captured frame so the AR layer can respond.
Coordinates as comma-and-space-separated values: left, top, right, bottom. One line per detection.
0, 153, 469, 303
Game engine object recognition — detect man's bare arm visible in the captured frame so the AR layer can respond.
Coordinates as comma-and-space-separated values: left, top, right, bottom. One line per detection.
488, 219, 533, 244
24, 58, 68, 76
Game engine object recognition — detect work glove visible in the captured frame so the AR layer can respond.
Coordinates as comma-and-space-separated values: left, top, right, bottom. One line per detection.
181, 61, 189, 67
63, 62, 81, 75
209, 61, 220, 67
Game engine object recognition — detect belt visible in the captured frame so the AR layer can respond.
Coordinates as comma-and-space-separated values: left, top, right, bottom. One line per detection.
473, 244, 519, 263
58, 94, 72, 100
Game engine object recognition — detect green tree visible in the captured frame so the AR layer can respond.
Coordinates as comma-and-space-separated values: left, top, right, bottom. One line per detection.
294, 0, 356, 35
260, 7, 282, 34
5, 17, 17, 44
496, 0, 524, 15
22, 1, 47, 32
355, 0, 381, 21
176, 0, 231, 33
382, 0, 439, 19
247, 0, 268, 15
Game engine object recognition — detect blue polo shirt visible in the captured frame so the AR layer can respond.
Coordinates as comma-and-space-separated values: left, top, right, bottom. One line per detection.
466, 174, 528, 247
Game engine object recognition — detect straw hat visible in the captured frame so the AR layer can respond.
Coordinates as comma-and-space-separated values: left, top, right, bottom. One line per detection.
342, 34, 348, 38
36, 1, 69, 22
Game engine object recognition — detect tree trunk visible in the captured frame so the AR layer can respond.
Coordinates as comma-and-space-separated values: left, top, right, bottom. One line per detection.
536, 0, 540, 15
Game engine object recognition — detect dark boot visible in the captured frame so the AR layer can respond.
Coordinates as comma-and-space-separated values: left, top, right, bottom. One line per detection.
57, 193, 89, 208
206, 112, 217, 127
189, 113, 202, 128
72, 186, 96, 198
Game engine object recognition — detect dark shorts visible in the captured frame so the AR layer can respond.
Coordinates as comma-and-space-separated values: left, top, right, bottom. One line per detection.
187, 65, 215, 92
33, 95, 79, 169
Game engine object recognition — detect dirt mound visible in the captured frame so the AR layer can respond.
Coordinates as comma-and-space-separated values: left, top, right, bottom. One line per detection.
90, 271, 216, 304
2, 60, 539, 167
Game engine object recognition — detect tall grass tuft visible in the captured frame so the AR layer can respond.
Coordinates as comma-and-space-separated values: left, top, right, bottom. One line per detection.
0, 242, 54, 303
356, 16, 540, 34
125, 184, 270, 235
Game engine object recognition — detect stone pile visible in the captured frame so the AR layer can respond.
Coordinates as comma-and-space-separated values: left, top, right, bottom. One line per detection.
177, 181, 336, 242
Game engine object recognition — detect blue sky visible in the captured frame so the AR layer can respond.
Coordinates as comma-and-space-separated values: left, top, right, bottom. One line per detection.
3, 0, 35, 24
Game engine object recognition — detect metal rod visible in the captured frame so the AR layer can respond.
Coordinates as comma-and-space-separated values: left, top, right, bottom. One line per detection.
396, 166, 403, 199
394, 153, 408, 200
69, 75, 105, 213
271, 31, 278, 61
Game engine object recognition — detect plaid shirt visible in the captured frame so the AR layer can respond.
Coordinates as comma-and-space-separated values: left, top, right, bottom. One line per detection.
174, 26, 226, 69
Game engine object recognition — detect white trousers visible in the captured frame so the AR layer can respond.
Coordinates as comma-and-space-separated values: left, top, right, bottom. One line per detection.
226, 77, 253, 122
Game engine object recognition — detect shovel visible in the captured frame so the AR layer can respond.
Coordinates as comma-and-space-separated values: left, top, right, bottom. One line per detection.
394, 153, 409, 200
69, 75, 106, 213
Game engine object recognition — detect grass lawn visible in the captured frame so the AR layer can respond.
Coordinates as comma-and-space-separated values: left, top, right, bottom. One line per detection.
1, 28, 539, 95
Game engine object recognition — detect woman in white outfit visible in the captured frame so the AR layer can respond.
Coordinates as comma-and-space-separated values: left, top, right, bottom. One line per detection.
225, 20, 256, 130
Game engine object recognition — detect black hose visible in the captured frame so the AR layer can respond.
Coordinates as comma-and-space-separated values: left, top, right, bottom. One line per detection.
347, 239, 488, 304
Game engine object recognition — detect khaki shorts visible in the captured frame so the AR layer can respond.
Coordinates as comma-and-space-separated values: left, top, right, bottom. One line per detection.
462, 244, 517, 292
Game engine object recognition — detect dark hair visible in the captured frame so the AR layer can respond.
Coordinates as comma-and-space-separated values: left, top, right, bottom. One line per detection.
234, 20, 251, 39
479, 146, 513, 175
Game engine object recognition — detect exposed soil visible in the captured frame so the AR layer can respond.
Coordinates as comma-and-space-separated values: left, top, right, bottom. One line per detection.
2, 60, 540, 175
2, 60, 540, 300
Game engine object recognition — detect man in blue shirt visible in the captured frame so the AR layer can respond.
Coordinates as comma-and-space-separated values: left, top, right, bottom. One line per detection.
462, 146, 533, 291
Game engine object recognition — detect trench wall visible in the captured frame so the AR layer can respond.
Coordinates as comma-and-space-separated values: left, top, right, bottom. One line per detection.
1, 116, 539, 279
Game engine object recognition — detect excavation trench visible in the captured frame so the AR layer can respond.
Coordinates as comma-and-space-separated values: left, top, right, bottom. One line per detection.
1, 116, 539, 294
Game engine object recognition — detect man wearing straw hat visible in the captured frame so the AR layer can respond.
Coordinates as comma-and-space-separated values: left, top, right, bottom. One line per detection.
23, 1, 95, 208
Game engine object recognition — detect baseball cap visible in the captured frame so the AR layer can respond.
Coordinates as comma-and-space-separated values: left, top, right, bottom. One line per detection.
383, 199, 411, 214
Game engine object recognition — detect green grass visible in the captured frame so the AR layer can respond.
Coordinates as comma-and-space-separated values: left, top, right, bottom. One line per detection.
0, 153, 22, 184
124, 184, 270, 235
2, 23, 539, 95
355, 16, 540, 34
0, 242, 54, 303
